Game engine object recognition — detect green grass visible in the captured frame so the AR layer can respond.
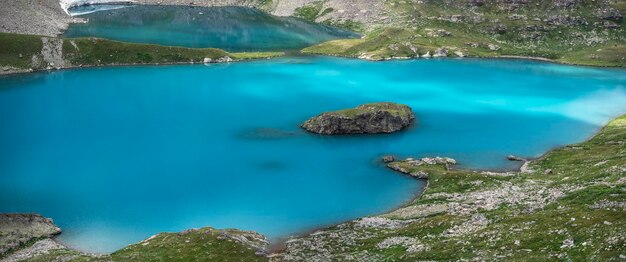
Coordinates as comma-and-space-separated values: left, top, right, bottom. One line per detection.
281, 114, 626, 260
331, 102, 413, 118
111, 228, 267, 262
19, 228, 268, 262
293, 1, 327, 22
0, 32, 284, 72
302, 0, 626, 66
0, 32, 44, 69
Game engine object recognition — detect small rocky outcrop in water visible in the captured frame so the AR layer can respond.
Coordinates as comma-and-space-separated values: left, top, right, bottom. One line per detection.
301, 102, 415, 135
387, 157, 457, 179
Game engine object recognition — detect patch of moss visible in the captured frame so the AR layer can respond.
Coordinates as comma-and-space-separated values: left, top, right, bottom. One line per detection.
293, 1, 327, 22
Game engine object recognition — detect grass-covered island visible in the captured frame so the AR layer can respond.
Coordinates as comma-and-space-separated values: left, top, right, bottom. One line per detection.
301, 102, 416, 135
2, 114, 624, 261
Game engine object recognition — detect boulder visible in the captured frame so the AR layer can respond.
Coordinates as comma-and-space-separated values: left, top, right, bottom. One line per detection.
383, 155, 395, 163
301, 102, 415, 135
596, 8, 623, 22
433, 48, 448, 57
507, 155, 526, 161
488, 44, 501, 51
216, 56, 233, 63
0, 214, 61, 256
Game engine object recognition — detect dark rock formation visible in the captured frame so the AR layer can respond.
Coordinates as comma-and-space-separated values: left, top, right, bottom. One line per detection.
301, 102, 415, 135
507, 155, 526, 161
382, 155, 395, 163
596, 8, 623, 22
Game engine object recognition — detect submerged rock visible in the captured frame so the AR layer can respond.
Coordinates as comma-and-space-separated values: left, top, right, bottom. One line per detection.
301, 102, 415, 135
507, 155, 526, 161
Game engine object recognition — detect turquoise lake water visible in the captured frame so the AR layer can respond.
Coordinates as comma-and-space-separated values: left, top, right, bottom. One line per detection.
63, 5, 359, 51
1, 57, 625, 253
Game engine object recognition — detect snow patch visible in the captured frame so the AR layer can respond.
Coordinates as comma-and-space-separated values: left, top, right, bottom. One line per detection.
60, 0, 135, 15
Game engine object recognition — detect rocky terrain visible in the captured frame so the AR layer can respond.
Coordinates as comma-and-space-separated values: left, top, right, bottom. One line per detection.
0, 214, 61, 256
301, 102, 415, 135
0, 0, 624, 67
303, 0, 626, 66
275, 114, 626, 261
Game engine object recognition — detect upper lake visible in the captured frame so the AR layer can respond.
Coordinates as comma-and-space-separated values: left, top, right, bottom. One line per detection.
1, 57, 625, 253
63, 5, 359, 51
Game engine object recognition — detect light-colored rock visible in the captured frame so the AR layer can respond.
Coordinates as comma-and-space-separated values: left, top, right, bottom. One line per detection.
433, 48, 448, 57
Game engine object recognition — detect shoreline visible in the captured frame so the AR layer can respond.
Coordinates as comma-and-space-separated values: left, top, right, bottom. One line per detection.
3, 53, 624, 78
0, 54, 283, 77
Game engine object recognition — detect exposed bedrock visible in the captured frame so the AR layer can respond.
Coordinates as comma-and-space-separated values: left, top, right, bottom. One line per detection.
301, 102, 415, 135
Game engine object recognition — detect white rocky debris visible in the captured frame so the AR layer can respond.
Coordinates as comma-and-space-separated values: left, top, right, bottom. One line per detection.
376, 237, 429, 252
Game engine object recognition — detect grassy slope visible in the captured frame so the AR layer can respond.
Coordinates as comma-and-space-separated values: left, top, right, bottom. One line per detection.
0, 32, 283, 71
278, 115, 626, 260
19, 228, 268, 262
303, 0, 626, 66
0, 33, 43, 69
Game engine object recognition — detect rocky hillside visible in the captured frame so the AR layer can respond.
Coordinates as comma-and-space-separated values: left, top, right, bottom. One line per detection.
276, 114, 626, 261
303, 0, 625, 66
0, 0, 624, 66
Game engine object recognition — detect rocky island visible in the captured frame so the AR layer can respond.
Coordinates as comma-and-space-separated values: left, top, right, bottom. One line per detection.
301, 102, 415, 135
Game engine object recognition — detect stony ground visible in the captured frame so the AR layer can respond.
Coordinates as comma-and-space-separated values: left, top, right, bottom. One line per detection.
303, 0, 626, 66
0, 214, 61, 257
0, 0, 83, 37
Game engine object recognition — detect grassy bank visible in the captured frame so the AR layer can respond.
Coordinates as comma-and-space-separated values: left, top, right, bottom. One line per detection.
302, 0, 625, 67
303, 27, 626, 67
0, 32, 283, 73
278, 114, 626, 260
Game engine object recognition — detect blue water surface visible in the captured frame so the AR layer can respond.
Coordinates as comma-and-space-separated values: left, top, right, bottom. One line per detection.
63, 5, 359, 51
0, 57, 625, 253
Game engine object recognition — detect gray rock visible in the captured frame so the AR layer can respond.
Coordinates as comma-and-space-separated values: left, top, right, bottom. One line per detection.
433, 48, 448, 57
382, 155, 395, 163
596, 8, 623, 22
216, 56, 233, 63
301, 102, 415, 135
507, 155, 526, 161
488, 44, 501, 51
0, 214, 61, 256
